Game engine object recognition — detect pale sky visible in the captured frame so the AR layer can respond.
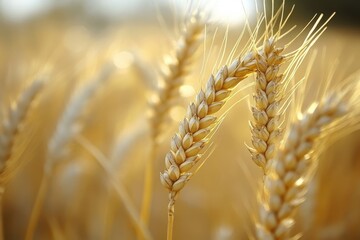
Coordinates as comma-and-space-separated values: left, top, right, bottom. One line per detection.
0, 0, 255, 25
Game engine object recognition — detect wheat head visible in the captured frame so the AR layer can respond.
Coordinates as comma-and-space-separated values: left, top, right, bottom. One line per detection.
140, 12, 206, 228
150, 13, 205, 141
256, 91, 352, 240
0, 79, 44, 185
160, 49, 257, 239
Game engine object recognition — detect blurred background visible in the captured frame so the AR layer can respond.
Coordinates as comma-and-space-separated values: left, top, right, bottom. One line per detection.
0, 0, 360, 239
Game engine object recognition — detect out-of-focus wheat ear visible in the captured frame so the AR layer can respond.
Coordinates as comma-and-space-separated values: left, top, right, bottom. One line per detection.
149, 12, 205, 142
45, 65, 114, 173
0, 78, 43, 240
161, 50, 258, 240
25, 65, 114, 240
140, 12, 206, 228
0, 78, 44, 185
248, 37, 284, 174
256, 90, 356, 240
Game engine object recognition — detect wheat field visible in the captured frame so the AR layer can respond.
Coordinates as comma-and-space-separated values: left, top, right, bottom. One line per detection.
0, 1, 360, 240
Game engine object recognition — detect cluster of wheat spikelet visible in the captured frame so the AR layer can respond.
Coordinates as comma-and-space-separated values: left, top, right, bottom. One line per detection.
0, 1, 359, 240
157, 3, 360, 240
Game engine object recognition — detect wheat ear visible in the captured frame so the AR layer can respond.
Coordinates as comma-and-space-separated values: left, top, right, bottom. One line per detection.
257, 92, 350, 240
0, 79, 43, 240
141, 12, 205, 227
160, 51, 257, 240
0, 79, 44, 184
25, 66, 114, 240
150, 13, 205, 141
249, 37, 284, 173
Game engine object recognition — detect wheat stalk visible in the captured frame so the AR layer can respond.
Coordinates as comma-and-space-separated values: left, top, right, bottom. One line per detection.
141, 12, 205, 228
75, 135, 153, 240
25, 65, 115, 240
160, 50, 257, 240
256, 92, 351, 240
249, 37, 284, 174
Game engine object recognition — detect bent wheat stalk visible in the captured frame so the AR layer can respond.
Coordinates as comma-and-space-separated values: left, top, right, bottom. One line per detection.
142, 12, 205, 227
257, 92, 352, 240
160, 51, 257, 240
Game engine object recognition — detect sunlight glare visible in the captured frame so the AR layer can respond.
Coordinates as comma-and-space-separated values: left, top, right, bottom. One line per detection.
207, 0, 255, 25
174, 0, 256, 25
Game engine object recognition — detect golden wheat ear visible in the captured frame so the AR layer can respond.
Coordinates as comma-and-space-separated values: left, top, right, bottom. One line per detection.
140, 11, 206, 228
160, 48, 258, 239
256, 81, 360, 240
248, 1, 334, 176
0, 78, 44, 186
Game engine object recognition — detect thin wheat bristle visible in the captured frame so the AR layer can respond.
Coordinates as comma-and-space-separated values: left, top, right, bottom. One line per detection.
0, 79, 44, 184
257, 92, 350, 240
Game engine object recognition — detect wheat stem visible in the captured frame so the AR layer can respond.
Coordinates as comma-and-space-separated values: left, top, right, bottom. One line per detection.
167, 195, 175, 240
0, 187, 4, 240
139, 142, 156, 228
75, 135, 153, 240
25, 176, 49, 240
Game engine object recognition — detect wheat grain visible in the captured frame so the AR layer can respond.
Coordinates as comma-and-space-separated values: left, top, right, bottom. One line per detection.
249, 37, 284, 174
160, 50, 257, 240
257, 92, 350, 240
